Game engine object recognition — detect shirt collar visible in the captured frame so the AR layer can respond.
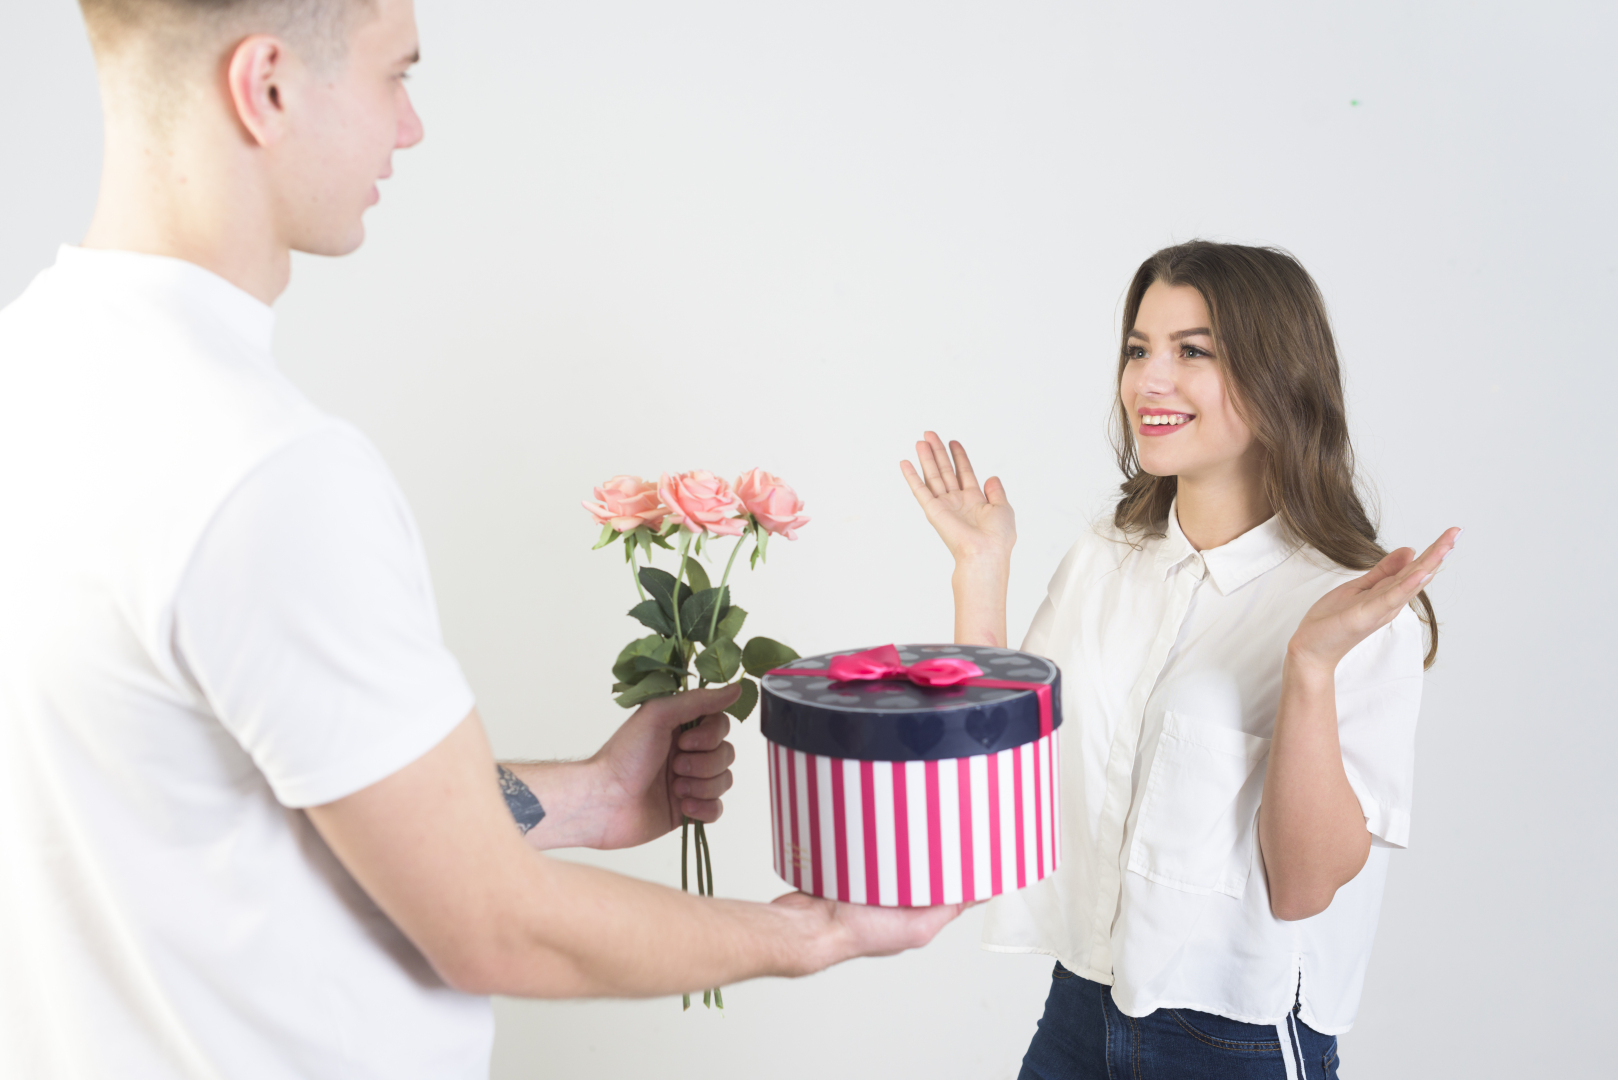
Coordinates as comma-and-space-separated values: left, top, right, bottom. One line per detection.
50, 245, 276, 358
1155, 498, 1297, 595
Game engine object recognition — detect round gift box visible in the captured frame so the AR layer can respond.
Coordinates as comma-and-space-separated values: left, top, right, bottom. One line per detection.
761, 644, 1062, 907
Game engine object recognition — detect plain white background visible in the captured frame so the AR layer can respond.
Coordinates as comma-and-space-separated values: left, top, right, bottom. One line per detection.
4, 1, 1613, 1076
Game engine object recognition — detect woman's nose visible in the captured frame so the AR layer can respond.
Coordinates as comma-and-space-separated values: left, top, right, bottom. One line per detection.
1134, 351, 1176, 395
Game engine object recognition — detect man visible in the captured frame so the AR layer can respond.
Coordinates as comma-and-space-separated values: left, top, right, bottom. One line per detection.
0, 1, 960, 1076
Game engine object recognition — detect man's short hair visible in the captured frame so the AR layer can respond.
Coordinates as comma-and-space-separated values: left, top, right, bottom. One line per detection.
80, 0, 374, 117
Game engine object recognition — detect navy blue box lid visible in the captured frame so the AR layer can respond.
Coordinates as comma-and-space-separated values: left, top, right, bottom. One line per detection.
760, 644, 1061, 763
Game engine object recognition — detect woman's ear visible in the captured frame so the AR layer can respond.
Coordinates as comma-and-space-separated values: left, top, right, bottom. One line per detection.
225, 35, 290, 147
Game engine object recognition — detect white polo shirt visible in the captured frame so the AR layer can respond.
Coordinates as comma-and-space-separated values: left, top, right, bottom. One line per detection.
0, 247, 491, 1078
983, 508, 1423, 1035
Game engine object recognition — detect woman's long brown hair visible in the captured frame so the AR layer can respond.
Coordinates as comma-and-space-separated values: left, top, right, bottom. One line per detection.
1109, 240, 1438, 667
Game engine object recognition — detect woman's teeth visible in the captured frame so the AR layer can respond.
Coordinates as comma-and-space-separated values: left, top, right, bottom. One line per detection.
1141, 414, 1192, 426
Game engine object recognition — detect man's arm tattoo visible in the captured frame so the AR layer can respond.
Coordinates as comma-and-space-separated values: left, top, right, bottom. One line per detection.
497, 765, 546, 834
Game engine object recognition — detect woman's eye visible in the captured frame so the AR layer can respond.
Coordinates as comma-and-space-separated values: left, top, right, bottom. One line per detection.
1126, 346, 1147, 360
1182, 345, 1207, 358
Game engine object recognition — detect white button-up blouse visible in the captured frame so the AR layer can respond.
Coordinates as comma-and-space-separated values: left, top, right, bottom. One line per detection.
982, 506, 1424, 1036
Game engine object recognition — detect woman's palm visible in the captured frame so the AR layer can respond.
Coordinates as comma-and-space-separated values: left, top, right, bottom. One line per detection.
901, 432, 1016, 561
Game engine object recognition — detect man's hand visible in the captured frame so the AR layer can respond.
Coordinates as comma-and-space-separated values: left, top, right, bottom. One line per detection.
506, 684, 740, 851
768, 892, 967, 967
589, 684, 740, 849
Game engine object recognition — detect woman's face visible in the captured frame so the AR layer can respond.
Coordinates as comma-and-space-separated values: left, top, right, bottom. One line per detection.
1119, 281, 1260, 484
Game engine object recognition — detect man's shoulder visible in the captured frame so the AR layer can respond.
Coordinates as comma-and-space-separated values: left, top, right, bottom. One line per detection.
0, 256, 372, 602
2, 262, 330, 477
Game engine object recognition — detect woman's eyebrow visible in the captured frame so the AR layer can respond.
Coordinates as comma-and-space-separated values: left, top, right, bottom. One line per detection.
1170, 327, 1213, 340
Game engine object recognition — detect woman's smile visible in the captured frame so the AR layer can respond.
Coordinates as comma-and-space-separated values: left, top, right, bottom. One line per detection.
1138, 408, 1195, 435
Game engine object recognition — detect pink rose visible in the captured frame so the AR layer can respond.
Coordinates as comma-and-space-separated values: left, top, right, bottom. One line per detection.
735, 468, 810, 539
582, 475, 668, 532
658, 470, 747, 536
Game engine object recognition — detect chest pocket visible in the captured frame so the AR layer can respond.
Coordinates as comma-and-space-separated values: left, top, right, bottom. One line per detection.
1127, 711, 1270, 899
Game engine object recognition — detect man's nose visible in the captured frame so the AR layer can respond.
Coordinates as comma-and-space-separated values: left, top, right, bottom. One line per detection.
397, 90, 425, 149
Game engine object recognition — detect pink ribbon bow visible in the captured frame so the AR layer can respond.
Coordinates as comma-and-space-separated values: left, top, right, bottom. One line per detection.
825, 644, 983, 686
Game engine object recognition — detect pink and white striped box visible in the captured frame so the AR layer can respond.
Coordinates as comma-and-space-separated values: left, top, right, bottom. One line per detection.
760, 644, 1062, 906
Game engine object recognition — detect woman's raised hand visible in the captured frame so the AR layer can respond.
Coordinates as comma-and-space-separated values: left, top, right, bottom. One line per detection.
1288, 527, 1461, 673
900, 433, 1015, 647
899, 432, 1017, 566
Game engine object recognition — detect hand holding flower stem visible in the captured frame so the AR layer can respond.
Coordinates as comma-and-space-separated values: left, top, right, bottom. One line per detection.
585, 468, 809, 1011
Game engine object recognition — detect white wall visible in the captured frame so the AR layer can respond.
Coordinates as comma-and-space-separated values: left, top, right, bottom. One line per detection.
5, 1, 1614, 1076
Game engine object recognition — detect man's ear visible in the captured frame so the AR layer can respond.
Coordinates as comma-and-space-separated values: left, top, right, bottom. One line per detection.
226, 35, 290, 147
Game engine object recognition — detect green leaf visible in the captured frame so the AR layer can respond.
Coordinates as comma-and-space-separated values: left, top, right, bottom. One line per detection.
712, 605, 748, 644
639, 567, 693, 623
724, 677, 759, 721
627, 599, 675, 637
612, 634, 675, 685
694, 638, 742, 684
742, 636, 799, 677
592, 523, 619, 550
683, 559, 712, 594
614, 671, 680, 708
679, 587, 731, 644
630, 653, 687, 677
649, 531, 675, 550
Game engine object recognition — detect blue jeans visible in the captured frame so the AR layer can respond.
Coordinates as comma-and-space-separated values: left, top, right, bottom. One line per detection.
1019, 964, 1341, 1079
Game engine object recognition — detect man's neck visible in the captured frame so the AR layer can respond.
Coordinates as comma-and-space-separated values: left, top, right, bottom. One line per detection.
81, 113, 291, 305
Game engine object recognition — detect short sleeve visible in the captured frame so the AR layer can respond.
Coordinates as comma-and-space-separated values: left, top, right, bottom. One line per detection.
173, 426, 476, 808
1335, 605, 1425, 848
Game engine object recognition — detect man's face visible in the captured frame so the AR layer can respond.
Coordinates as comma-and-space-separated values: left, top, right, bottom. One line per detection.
271, 0, 423, 256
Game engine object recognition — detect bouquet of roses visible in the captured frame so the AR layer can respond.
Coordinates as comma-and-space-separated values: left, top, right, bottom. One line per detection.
583, 468, 807, 1010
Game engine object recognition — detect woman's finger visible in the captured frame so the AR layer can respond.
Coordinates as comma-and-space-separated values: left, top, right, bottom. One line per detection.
915, 438, 951, 498
899, 459, 935, 506
1372, 529, 1460, 617
949, 440, 982, 495
1357, 548, 1415, 593
984, 475, 1010, 507
1389, 530, 1457, 592
923, 431, 960, 494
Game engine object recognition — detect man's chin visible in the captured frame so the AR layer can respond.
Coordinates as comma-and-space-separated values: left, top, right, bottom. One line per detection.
292, 222, 368, 259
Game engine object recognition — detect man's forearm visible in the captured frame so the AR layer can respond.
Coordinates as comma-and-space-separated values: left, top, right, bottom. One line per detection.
308, 708, 958, 1003
456, 854, 846, 998
499, 760, 607, 850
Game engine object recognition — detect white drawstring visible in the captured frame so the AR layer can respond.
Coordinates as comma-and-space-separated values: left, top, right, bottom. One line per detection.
1276, 1013, 1305, 1080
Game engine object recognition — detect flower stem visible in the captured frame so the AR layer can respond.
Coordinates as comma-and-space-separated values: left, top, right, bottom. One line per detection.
628, 533, 647, 601
706, 529, 748, 642
671, 530, 690, 657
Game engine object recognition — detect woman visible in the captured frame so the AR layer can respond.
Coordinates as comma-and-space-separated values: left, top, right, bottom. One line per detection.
902, 241, 1457, 1079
